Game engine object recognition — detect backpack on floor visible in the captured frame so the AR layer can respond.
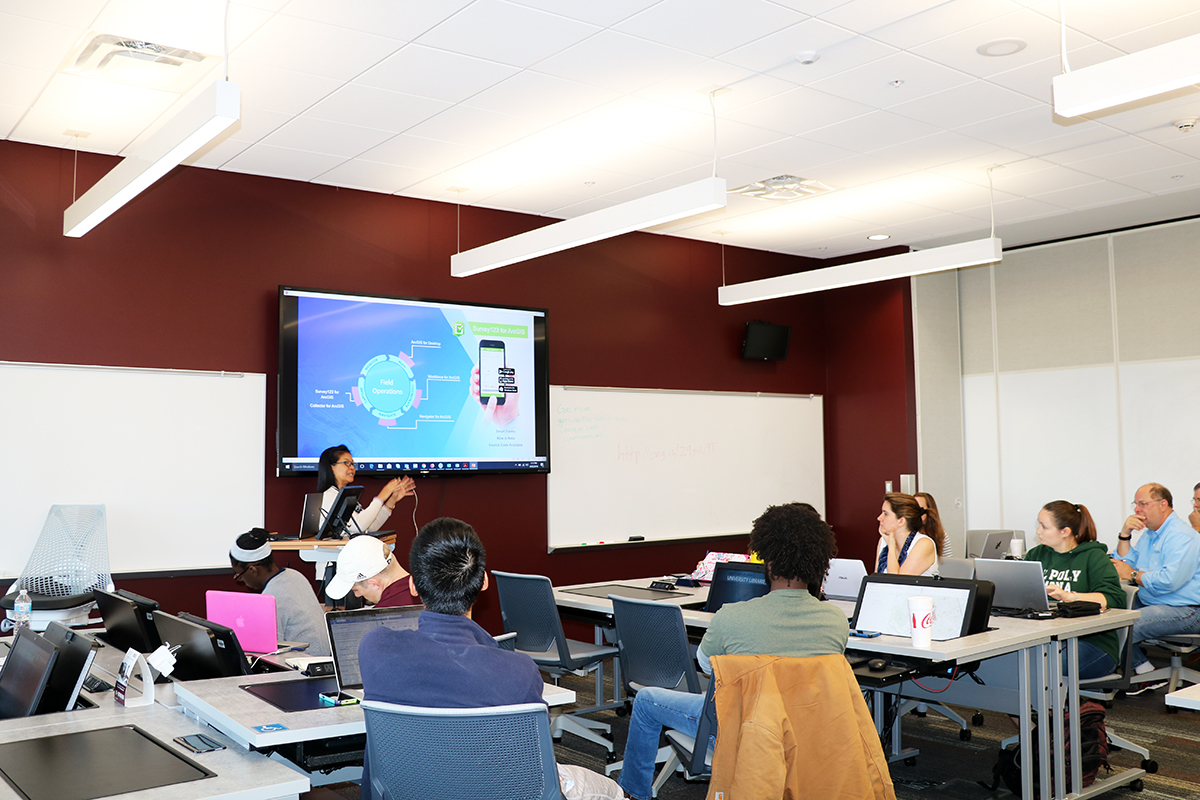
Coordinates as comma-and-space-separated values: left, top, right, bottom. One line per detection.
979, 700, 1111, 796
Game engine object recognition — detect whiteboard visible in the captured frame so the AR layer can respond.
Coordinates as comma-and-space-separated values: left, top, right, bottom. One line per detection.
548, 387, 824, 550
0, 363, 266, 576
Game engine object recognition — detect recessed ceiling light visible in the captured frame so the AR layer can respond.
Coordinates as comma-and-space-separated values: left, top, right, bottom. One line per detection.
795, 51, 820, 65
977, 38, 1027, 57
731, 175, 835, 202
867, 234, 891, 241
1171, 174, 1184, 180
889, 79, 905, 88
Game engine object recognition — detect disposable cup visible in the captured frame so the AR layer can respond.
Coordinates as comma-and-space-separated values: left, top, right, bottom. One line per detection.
1009, 537, 1026, 558
908, 596, 934, 648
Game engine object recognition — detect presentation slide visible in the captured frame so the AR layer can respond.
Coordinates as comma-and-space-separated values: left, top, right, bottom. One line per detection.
286, 289, 545, 473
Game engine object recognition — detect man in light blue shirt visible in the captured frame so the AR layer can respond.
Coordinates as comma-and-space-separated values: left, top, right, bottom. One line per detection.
1112, 483, 1200, 679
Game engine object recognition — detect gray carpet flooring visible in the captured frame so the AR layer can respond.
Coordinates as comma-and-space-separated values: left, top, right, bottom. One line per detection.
307, 670, 1200, 800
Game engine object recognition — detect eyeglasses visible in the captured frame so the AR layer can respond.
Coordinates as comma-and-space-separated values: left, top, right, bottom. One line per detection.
232, 565, 250, 582
334, 460, 356, 469
1131, 499, 1165, 510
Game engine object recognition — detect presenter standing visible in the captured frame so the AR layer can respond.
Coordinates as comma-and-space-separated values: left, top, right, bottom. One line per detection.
875, 493, 942, 576
317, 444, 415, 535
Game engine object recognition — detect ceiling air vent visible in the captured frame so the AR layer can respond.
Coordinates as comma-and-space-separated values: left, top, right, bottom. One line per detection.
61, 33, 216, 93
730, 175, 835, 202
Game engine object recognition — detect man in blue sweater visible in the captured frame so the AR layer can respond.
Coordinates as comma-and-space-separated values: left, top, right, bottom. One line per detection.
358, 517, 623, 799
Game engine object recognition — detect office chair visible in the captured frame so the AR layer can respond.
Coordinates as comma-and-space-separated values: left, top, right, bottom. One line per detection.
1136, 635, 1200, 697
0, 505, 112, 630
605, 594, 705, 778
649, 671, 718, 798
494, 631, 518, 651
361, 700, 562, 800
491, 571, 619, 754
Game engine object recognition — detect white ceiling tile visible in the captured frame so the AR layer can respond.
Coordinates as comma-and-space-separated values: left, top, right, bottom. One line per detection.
1029, 1, 1200, 46
359, 134, 484, 169
964, 195, 1072, 224
723, 135, 856, 174
888, 80, 1039, 129
91, 0, 228, 55
986, 43, 1123, 105
808, 52, 973, 109
809, 153, 918, 187
718, 18, 884, 80
0, 13, 89, 72
1012, 123, 1128, 158
726, 85, 875, 136
1084, 88, 1200, 134
227, 61, 342, 115
804, 110, 942, 153
233, 14, 403, 81
1159, 132, 1200, 160
461, 72, 616, 121
1065, 144, 1193, 180
1105, 10, 1200, 53
507, 0, 661, 27
404, 105, 545, 150
1115, 165, 1200, 194
0, 63, 51, 109
990, 163, 1102, 194
14, 73, 178, 153
280, 0, 473, 40
869, 0, 1017, 50
312, 159, 433, 194
908, 8, 1085, 80
634, 61, 795, 113
564, 96, 708, 147
819, 0, 952, 35
1030, 179, 1149, 209
0, 0, 103, 27
767, 0, 849, 15
869, 130, 999, 170
477, 184, 592, 216
222, 143, 346, 181
953, 105, 1067, 149
261, 117, 394, 158
225, 105, 292, 142
358, 44, 519, 104
575, 141, 707, 177
415, 0, 600, 68
615, 0, 804, 58
533, 30, 705, 93
306, 85, 451, 133
658, 118, 788, 159
0, 103, 25, 139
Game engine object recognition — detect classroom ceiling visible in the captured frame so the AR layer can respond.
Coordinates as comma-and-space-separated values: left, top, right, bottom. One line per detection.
4, 0, 1200, 260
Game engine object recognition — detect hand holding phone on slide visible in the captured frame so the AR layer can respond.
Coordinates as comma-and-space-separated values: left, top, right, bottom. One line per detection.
470, 362, 520, 427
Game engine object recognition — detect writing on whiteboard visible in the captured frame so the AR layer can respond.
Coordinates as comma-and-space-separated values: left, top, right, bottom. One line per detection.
617, 442, 717, 465
554, 408, 629, 442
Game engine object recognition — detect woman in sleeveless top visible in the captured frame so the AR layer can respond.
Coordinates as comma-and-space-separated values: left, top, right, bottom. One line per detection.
875, 492, 945, 577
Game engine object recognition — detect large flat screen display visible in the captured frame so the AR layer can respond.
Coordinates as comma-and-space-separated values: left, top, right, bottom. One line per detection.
278, 286, 549, 477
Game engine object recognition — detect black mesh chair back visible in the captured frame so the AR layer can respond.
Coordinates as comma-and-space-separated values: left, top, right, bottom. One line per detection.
491, 571, 575, 667
610, 594, 701, 695
362, 700, 562, 800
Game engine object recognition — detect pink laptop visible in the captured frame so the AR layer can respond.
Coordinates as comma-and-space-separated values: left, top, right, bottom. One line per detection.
206, 591, 278, 654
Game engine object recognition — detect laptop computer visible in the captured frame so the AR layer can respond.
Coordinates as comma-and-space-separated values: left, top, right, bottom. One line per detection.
824, 558, 869, 601
92, 588, 161, 653
974, 531, 1015, 560
973, 558, 1052, 613
272, 493, 324, 541
206, 591, 278, 654
38, 622, 97, 714
152, 611, 229, 681
325, 604, 424, 691
178, 612, 251, 676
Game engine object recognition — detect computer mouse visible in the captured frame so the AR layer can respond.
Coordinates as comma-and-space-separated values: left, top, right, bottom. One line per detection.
868, 658, 889, 672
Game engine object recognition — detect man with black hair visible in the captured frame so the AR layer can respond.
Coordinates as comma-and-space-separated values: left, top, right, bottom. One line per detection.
618, 503, 848, 800
229, 528, 331, 656
358, 517, 624, 800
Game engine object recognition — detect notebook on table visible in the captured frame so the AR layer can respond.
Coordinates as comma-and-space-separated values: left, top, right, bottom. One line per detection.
972, 558, 1052, 613
205, 591, 278, 654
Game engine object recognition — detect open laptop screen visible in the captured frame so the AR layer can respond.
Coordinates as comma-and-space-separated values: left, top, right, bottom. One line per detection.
326, 605, 423, 691
705, 562, 769, 613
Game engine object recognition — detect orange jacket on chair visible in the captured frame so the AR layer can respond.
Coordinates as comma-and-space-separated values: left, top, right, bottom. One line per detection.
707, 654, 896, 800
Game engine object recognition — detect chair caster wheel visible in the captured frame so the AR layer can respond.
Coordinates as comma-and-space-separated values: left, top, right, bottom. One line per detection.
1130, 779, 1144, 792
1142, 759, 1158, 773
1167, 705, 1179, 714
615, 706, 628, 717
972, 712, 985, 726
912, 710, 926, 717
959, 728, 972, 741
606, 752, 621, 764
904, 757, 917, 767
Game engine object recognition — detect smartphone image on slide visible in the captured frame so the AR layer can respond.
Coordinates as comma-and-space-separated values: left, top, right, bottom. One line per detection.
478, 340, 506, 406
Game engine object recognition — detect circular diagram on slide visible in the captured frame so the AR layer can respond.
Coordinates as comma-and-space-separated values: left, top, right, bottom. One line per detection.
357, 355, 416, 420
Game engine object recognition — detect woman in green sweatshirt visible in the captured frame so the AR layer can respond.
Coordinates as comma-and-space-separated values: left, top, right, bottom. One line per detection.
1026, 500, 1127, 679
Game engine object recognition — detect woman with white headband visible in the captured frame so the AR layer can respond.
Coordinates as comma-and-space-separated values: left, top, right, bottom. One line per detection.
230, 528, 331, 656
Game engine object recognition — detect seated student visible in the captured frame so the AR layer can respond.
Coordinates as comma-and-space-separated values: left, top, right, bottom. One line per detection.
876, 492, 942, 577
618, 504, 847, 800
230, 529, 331, 657
324, 535, 419, 608
915, 491, 953, 558
1026, 500, 1125, 679
358, 517, 623, 800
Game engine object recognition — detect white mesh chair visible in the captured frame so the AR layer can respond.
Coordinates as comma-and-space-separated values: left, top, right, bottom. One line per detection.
361, 700, 562, 800
1, 505, 112, 630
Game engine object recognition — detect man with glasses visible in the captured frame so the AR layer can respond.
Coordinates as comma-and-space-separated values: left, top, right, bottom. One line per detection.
1111, 483, 1200, 689
1190, 482, 1200, 533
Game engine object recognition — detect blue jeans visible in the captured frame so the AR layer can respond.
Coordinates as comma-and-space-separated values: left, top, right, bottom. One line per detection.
1064, 639, 1116, 680
1131, 598, 1200, 668
617, 688, 703, 800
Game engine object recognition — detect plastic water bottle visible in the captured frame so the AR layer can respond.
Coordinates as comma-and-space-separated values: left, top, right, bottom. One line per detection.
13, 589, 31, 632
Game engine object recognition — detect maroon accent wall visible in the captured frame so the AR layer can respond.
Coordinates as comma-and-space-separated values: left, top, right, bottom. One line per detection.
0, 140, 916, 633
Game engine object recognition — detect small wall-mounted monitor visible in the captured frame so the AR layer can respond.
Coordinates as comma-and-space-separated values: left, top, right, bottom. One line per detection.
741, 321, 790, 361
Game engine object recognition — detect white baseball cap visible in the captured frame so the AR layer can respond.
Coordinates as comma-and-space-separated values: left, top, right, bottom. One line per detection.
326, 536, 393, 600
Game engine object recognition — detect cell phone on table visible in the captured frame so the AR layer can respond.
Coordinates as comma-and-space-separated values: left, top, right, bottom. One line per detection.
478, 340, 506, 406
174, 733, 226, 753
319, 690, 361, 707
849, 629, 882, 638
